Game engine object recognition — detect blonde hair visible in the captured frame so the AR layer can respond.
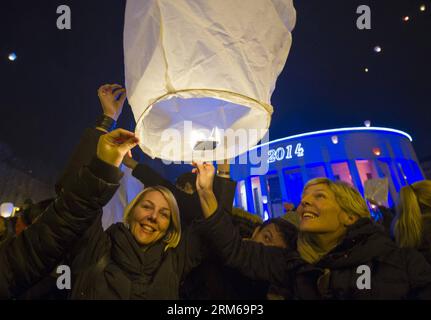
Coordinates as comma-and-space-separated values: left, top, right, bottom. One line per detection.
298, 178, 370, 264
123, 186, 181, 251
393, 180, 431, 248
303, 178, 371, 219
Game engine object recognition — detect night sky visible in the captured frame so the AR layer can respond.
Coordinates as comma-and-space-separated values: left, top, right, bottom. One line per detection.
1, 0, 430, 184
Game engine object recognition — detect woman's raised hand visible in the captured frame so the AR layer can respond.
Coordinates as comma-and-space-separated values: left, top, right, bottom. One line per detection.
97, 129, 139, 167
192, 162, 215, 194
97, 84, 127, 121
192, 162, 218, 218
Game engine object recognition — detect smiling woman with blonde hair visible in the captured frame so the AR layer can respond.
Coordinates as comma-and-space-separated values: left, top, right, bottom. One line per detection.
123, 186, 181, 251
66, 178, 213, 299
196, 175, 431, 299
297, 178, 370, 263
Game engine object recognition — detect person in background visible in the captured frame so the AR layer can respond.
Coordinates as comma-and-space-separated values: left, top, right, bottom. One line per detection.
231, 207, 263, 237
12, 198, 68, 300
0, 217, 7, 244
0, 198, 53, 249
249, 217, 298, 300
365, 199, 394, 236
180, 214, 297, 300
249, 218, 297, 249
174, 172, 197, 195
15, 198, 54, 234
392, 180, 431, 264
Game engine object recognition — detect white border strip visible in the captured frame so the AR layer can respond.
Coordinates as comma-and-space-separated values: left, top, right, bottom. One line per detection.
250, 126, 413, 151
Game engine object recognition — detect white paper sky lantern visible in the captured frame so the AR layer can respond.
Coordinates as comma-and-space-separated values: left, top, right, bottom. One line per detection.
124, 0, 296, 162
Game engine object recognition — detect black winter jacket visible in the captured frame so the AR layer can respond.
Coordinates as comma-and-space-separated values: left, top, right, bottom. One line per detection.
0, 157, 121, 298
198, 208, 431, 300
67, 213, 205, 299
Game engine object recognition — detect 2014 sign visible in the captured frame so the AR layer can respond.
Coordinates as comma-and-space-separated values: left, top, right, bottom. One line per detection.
267, 143, 304, 163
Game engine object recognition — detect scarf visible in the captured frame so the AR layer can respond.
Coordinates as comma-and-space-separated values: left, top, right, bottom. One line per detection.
105, 223, 166, 299
297, 233, 337, 264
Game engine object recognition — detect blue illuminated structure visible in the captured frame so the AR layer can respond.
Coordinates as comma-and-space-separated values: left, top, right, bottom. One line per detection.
231, 127, 424, 219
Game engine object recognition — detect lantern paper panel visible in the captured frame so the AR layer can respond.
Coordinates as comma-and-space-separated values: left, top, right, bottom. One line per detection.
124, 0, 296, 161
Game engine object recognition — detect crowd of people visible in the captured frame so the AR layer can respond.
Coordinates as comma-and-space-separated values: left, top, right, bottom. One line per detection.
1, 83, 431, 300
